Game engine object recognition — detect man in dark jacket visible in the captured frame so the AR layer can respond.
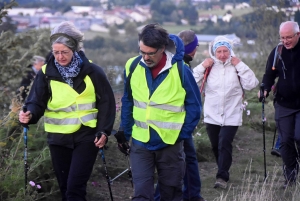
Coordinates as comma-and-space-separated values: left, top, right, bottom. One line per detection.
260, 21, 300, 188
19, 55, 45, 101
178, 30, 199, 68
178, 30, 205, 201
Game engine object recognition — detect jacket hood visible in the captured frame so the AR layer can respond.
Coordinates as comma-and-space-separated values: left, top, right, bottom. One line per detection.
208, 35, 236, 64
166, 34, 185, 64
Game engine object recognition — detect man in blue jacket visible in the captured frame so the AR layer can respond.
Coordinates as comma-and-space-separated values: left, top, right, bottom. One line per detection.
119, 24, 201, 200
154, 30, 205, 201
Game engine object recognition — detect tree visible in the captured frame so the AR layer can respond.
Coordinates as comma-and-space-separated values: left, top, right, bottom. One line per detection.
124, 21, 138, 36
178, 0, 199, 25
294, 9, 300, 26
109, 25, 119, 37
0, 0, 17, 24
0, 16, 16, 33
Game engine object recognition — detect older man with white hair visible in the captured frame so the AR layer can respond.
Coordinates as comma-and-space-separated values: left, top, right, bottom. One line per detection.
260, 21, 300, 188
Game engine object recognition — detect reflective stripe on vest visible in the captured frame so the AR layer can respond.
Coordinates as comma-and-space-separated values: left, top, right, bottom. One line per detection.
47, 103, 96, 112
42, 65, 98, 134
45, 113, 97, 125
125, 58, 186, 144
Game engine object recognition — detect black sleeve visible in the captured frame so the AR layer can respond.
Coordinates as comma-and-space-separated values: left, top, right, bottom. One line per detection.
90, 64, 116, 135
262, 48, 278, 92
25, 70, 50, 124
18, 70, 34, 101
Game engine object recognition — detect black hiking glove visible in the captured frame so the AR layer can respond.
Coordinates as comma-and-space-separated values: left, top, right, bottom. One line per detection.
259, 83, 269, 102
114, 130, 130, 156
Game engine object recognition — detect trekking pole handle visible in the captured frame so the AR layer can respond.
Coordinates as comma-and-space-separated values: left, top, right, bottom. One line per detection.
22, 105, 29, 128
259, 83, 265, 103
23, 105, 27, 113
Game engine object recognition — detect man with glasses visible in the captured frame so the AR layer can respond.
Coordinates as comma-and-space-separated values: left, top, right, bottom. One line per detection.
154, 30, 205, 201
260, 21, 300, 188
119, 24, 201, 200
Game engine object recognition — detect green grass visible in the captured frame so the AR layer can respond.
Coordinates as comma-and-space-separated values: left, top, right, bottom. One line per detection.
83, 7, 255, 40
162, 24, 205, 34
83, 30, 111, 40
83, 24, 206, 40
198, 7, 254, 17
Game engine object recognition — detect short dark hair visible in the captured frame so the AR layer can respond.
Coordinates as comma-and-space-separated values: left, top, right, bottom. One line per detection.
178, 30, 196, 45
138, 23, 169, 49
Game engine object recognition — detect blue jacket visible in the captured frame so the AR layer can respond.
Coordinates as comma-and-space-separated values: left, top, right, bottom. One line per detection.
121, 34, 202, 150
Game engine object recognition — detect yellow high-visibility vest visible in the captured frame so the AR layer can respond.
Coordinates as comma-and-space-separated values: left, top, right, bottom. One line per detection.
125, 57, 186, 144
42, 65, 98, 133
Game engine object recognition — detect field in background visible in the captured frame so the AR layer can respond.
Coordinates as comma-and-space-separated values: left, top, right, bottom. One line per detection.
198, 7, 254, 16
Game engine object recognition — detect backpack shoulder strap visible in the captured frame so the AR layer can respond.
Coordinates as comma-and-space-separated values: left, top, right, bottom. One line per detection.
177, 60, 184, 86
126, 55, 142, 100
272, 43, 283, 70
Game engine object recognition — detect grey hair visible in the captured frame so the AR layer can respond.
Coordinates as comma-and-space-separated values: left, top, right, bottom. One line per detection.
50, 21, 84, 52
32, 55, 45, 64
178, 30, 196, 45
279, 21, 299, 33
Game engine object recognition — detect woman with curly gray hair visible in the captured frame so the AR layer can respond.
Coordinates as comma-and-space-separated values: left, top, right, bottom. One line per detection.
19, 21, 116, 200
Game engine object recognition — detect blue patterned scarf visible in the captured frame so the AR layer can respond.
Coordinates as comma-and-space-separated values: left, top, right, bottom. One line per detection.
54, 51, 82, 87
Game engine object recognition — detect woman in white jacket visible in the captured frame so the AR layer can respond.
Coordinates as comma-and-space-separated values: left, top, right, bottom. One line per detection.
193, 36, 259, 189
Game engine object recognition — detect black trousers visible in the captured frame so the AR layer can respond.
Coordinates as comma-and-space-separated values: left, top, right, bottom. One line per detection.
275, 103, 300, 182
205, 123, 238, 182
49, 142, 99, 201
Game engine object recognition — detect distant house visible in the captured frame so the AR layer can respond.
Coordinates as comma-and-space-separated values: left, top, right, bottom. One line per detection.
196, 33, 241, 45
212, 5, 222, 10
222, 13, 232, 22
235, 3, 250, 9
103, 10, 124, 25
71, 6, 93, 15
11, 16, 31, 32
224, 3, 234, 10
129, 11, 148, 22
45, 16, 68, 29
7, 8, 36, 16
198, 14, 211, 22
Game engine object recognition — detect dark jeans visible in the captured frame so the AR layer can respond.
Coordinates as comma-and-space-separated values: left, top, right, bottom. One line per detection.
275, 103, 300, 182
49, 142, 99, 201
130, 142, 185, 201
154, 137, 203, 201
205, 123, 238, 182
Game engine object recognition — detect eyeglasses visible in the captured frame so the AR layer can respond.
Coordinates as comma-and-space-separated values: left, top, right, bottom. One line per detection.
52, 50, 71, 56
279, 33, 298, 41
139, 48, 160, 57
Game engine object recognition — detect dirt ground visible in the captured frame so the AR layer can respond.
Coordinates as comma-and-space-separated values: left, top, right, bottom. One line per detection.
85, 125, 286, 201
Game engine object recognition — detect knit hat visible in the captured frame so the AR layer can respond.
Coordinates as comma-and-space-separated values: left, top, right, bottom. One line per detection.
185, 35, 199, 54
212, 36, 232, 54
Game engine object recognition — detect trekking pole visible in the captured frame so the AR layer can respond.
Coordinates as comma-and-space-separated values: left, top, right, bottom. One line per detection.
126, 155, 133, 188
22, 105, 29, 193
259, 83, 267, 181
99, 148, 114, 201
110, 168, 129, 183
272, 127, 277, 149
109, 154, 133, 187
113, 128, 133, 187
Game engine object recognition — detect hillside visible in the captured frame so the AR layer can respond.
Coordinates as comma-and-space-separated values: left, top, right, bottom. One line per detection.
87, 125, 290, 200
